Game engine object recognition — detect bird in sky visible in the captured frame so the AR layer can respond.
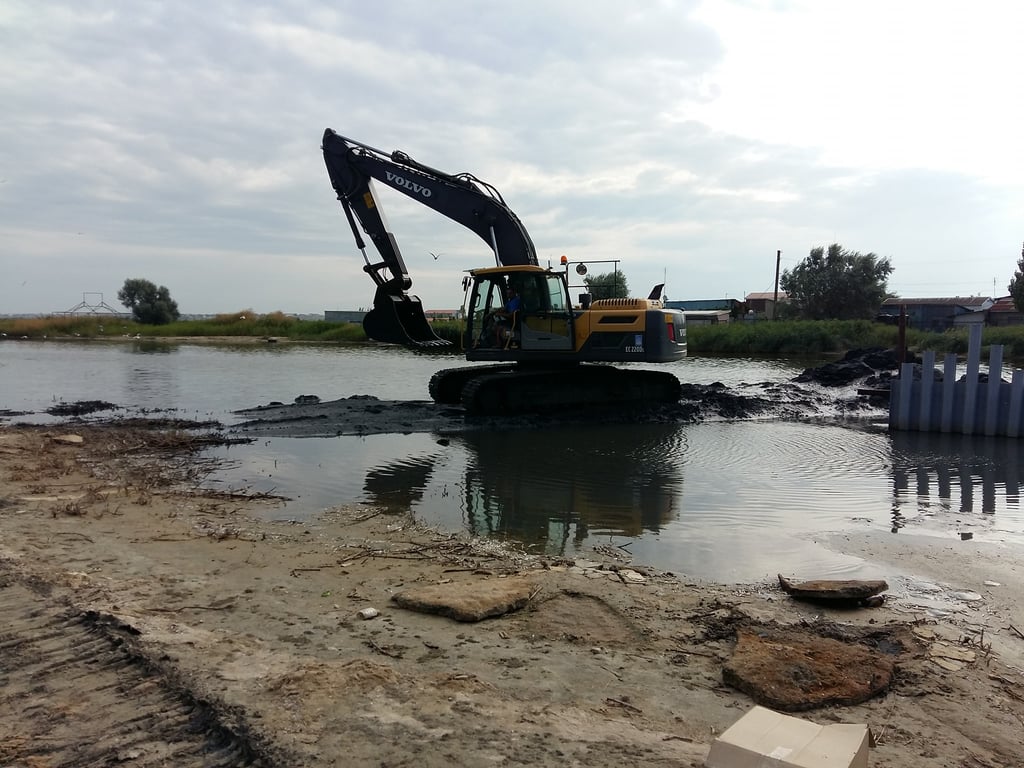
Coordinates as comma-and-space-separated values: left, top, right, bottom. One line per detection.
430, 252, 443, 260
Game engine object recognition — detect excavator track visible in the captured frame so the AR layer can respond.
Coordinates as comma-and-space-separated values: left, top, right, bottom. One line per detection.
428, 365, 518, 404
459, 365, 681, 415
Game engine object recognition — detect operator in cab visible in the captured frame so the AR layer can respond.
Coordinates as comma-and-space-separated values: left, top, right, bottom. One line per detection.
493, 284, 521, 346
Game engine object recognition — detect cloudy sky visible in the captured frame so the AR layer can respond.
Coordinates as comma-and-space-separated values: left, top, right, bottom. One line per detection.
2, 0, 1022, 316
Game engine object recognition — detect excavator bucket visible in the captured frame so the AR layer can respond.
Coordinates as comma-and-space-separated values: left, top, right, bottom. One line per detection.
362, 287, 452, 349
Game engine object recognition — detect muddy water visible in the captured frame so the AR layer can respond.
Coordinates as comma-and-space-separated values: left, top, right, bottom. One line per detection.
4, 340, 1024, 582
210, 421, 1024, 582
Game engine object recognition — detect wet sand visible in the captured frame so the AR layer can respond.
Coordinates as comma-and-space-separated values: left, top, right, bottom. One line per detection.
1, 418, 1022, 767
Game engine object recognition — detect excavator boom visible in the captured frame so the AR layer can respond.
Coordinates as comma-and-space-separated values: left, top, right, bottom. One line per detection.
322, 129, 537, 347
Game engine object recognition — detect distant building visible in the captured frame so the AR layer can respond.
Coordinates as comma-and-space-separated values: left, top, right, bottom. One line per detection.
744, 291, 788, 320
665, 298, 741, 313
324, 308, 461, 324
324, 310, 367, 324
681, 310, 731, 326
879, 297, 993, 332
423, 309, 463, 321
987, 296, 1024, 327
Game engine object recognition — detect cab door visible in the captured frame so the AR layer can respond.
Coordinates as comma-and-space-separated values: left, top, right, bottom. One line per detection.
518, 273, 574, 351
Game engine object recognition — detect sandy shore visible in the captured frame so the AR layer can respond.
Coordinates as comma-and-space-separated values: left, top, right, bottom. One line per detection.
1, 421, 1022, 767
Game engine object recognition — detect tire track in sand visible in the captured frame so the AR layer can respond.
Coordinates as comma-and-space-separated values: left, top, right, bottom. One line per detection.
0, 574, 277, 767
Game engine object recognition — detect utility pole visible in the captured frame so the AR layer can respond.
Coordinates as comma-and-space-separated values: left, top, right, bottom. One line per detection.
772, 250, 781, 321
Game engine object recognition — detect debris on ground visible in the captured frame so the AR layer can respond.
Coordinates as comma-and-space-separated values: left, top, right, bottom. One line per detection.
705, 705, 872, 768
722, 624, 903, 711
391, 576, 540, 621
778, 574, 889, 607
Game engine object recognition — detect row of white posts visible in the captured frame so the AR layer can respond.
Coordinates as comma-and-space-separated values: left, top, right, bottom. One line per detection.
890, 324, 1024, 437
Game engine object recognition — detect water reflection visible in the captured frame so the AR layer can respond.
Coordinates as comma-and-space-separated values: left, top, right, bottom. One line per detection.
362, 424, 686, 554
196, 420, 1024, 581
464, 423, 685, 544
131, 340, 174, 354
364, 455, 438, 510
890, 431, 1024, 534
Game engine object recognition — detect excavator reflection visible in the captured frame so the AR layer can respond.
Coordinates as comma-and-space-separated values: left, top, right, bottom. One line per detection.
361, 423, 687, 554
363, 455, 437, 512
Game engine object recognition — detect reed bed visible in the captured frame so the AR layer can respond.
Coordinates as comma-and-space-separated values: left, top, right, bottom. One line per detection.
4, 313, 1024, 363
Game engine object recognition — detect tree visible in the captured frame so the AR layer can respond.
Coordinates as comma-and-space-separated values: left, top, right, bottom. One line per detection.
117, 278, 180, 325
1008, 242, 1024, 312
780, 243, 893, 320
583, 271, 630, 300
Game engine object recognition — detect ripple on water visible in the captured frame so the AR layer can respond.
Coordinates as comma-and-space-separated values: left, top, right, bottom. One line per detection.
7, 341, 1023, 582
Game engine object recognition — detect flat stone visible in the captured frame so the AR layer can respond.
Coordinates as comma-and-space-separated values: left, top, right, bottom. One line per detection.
723, 628, 895, 711
778, 574, 888, 603
51, 434, 84, 445
391, 577, 537, 622
950, 591, 983, 602
929, 643, 976, 663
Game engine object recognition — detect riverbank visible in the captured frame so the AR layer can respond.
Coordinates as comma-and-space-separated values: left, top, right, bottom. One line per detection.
8, 313, 1022, 359
1, 421, 1022, 767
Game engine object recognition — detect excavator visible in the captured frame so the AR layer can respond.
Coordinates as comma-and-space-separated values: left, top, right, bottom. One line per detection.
321, 128, 686, 414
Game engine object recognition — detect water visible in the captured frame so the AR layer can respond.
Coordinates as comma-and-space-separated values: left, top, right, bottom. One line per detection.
4, 339, 1024, 582
0, 339, 799, 417
0, 340, 454, 416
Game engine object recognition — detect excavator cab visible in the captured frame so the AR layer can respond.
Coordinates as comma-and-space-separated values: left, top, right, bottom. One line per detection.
464, 266, 576, 358
466, 277, 511, 349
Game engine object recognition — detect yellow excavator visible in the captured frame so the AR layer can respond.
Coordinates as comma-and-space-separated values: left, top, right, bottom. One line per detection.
322, 129, 686, 414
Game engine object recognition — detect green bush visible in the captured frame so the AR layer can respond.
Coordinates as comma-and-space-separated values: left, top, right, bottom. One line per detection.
8, 313, 1024, 366
687, 320, 899, 356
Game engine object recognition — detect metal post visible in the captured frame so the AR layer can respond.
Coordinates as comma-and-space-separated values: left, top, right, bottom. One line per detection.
772, 250, 781, 321
897, 305, 907, 364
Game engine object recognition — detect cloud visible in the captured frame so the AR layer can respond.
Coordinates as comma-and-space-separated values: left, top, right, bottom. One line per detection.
0, 0, 1020, 316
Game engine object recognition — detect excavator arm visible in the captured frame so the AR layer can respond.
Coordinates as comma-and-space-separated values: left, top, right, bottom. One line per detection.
322, 129, 538, 347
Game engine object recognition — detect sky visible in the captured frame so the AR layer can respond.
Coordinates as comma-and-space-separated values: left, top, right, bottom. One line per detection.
2, 0, 1022, 316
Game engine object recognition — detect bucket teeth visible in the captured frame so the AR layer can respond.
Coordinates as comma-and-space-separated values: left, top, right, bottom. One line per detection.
363, 288, 451, 348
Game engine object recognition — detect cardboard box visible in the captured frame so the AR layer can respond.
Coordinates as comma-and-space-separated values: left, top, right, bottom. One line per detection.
705, 706, 871, 768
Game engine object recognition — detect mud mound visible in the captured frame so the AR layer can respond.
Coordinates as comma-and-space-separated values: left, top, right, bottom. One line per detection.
514, 591, 645, 646
794, 347, 901, 387
45, 399, 120, 417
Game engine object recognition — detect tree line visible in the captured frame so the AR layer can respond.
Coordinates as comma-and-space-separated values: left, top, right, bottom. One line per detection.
118, 239, 1024, 326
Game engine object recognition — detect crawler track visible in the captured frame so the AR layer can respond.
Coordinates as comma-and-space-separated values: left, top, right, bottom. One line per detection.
0, 573, 276, 768
430, 363, 681, 414
460, 365, 682, 414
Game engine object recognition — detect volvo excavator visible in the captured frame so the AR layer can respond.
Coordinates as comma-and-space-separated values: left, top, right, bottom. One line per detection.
322, 128, 686, 414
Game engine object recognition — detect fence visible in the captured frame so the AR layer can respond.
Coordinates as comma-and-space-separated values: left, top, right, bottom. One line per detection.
890, 324, 1024, 437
